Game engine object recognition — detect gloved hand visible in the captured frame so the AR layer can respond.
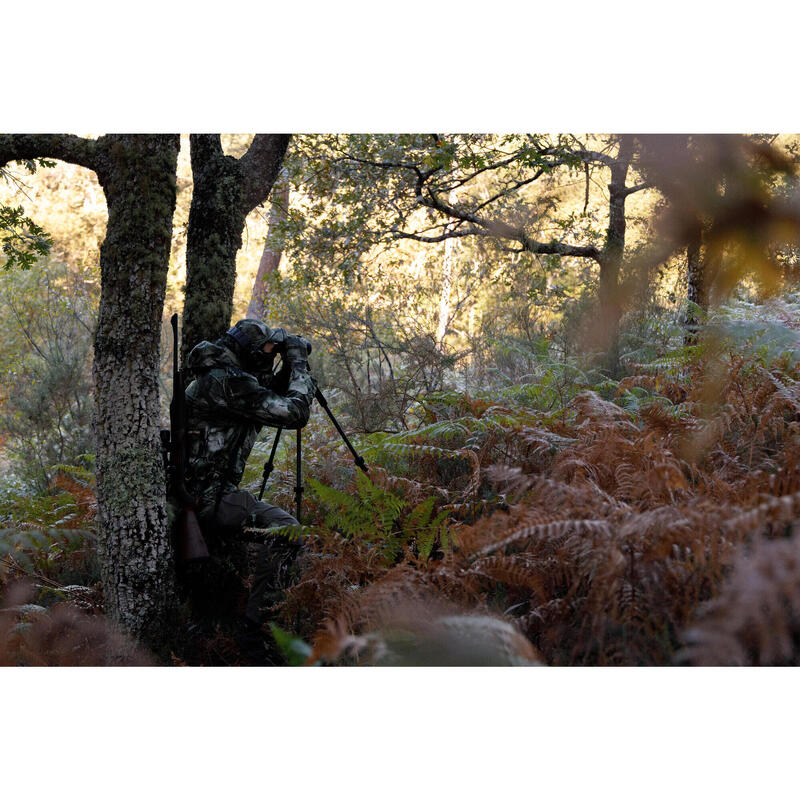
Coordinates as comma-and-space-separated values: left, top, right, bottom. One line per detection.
284, 334, 311, 369
265, 327, 289, 348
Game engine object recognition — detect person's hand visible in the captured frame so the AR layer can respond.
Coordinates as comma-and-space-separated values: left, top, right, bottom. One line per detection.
265, 327, 288, 348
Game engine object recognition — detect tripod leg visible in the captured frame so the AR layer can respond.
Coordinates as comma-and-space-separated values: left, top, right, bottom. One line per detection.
314, 388, 369, 473
294, 428, 303, 524
258, 426, 283, 501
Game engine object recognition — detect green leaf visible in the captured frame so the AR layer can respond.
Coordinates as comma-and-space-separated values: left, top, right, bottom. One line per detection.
269, 623, 312, 666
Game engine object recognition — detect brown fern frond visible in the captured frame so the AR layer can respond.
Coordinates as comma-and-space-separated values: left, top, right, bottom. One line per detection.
0, 582, 150, 666
369, 466, 450, 504
681, 534, 800, 666
723, 490, 800, 539
472, 518, 613, 559
468, 554, 550, 601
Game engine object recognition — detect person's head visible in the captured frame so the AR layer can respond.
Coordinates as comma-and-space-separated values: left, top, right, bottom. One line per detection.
220, 319, 278, 374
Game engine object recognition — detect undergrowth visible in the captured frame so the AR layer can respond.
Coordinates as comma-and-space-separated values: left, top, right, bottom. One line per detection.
6, 299, 800, 665
262, 300, 800, 665
0, 464, 123, 665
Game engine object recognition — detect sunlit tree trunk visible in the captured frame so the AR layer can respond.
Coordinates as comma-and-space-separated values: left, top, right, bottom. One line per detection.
684, 221, 706, 345
247, 167, 289, 321
438, 236, 456, 346
598, 134, 634, 375
437, 188, 460, 348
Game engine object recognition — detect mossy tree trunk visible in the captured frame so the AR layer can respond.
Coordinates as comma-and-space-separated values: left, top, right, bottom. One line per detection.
93, 135, 181, 650
182, 134, 290, 360
0, 134, 181, 653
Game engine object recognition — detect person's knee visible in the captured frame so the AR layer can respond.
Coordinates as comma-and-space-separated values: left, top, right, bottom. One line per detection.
251, 505, 299, 532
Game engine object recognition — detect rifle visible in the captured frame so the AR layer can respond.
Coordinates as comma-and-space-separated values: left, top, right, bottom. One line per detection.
163, 313, 209, 562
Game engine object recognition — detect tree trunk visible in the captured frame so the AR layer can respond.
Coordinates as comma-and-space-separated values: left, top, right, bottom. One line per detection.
182, 135, 247, 360
438, 233, 456, 347
0, 134, 181, 655
183, 134, 290, 359
437, 188, 462, 349
93, 135, 181, 652
684, 221, 706, 345
247, 167, 289, 321
598, 135, 634, 375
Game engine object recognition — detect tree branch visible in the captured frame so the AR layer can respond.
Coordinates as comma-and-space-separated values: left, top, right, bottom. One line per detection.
0, 134, 102, 173
416, 175, 601, 261
392, 227, 486, 243
238, 134, 292, 216
621, 181, 651, 197
332, 152, 423, 176
536, 145, 617, 168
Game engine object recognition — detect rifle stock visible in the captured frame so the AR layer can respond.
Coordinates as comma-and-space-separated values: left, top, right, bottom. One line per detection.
169, 313, 209, 562
178, 507, 208, 561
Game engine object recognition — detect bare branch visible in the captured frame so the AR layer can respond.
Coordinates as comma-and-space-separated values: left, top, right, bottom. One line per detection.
443, 150, 532, 189
471, 169, 548, 214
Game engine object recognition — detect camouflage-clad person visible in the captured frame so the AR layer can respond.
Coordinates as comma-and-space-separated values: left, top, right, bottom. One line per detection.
183, 319, 315, 662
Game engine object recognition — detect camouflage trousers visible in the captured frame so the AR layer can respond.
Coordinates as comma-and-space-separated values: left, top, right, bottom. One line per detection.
197, 489, 302, 626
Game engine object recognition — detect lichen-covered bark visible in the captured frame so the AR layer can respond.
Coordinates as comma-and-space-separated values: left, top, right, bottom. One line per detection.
1, 134, 182, 655
183, 134, 290, 359
93, 135, 181, 651
182, 136, 245, 360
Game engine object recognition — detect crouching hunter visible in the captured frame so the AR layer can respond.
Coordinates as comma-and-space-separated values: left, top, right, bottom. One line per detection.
183, 319, 315, 663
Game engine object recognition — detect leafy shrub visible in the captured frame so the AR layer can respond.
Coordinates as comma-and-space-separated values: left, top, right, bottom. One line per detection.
0, 261, 96, 491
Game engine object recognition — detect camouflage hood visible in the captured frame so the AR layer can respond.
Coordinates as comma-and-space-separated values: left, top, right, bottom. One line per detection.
185, 340, 242, 373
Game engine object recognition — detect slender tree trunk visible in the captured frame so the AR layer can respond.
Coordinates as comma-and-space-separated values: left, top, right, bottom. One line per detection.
93, 135, 181, 651
183, 134, 290, 359
247, 168, 289, 321
437, 188, 461, 348
438, 235, 456, 346
684, 221, 706, 345
598, 134, 634, 375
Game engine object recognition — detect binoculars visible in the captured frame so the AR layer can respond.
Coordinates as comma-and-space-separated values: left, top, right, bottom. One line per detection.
267, 329, 312, 356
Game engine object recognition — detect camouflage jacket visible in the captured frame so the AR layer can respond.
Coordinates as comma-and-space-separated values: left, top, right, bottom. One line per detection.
184, 340, 315, 507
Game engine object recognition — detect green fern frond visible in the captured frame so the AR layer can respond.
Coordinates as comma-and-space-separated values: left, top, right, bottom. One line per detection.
308, 474, 406, 542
